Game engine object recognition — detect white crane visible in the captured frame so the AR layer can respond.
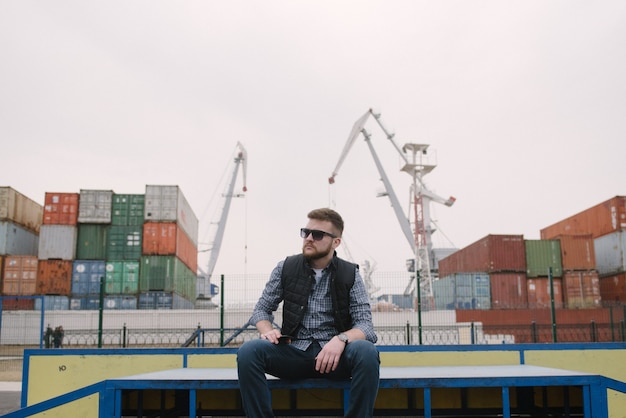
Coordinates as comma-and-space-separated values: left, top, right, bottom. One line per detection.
328, 109, 455, 306
197, 142, 248, 305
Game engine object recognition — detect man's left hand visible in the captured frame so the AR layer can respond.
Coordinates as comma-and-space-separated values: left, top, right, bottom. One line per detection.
314, 336, 345, 374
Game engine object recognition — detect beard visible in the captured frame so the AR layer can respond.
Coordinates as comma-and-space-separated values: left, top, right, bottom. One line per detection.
302, 242, 333, 261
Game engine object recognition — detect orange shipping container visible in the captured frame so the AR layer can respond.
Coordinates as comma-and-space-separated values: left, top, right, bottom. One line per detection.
541, 196, 626, 239
527, 277, 563, 309
37, 260, 72, 295
439, 235, 526, 277
142, 222, 198, 273
43, 192, 79, 225
562, 270, 601, 309
2, 255, 37, 295
489, 273, 528, 309
599, 273, 626, 305
556, 234, 596, 271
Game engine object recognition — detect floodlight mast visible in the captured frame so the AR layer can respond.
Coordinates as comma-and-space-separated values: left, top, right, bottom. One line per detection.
328, 109, 455, 307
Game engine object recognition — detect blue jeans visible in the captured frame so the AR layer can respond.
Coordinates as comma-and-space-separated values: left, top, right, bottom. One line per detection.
237, 339, 380, 417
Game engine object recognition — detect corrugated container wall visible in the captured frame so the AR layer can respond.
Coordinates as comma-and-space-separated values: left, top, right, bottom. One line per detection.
144, 185, 199, 246
106, 225, 142, 261
0, 187, 43, 233
37, 260, 72, 295
525, 240, 563, 278
38, 225, 77, 260
71, 260, 106, 296
76, 224, 108, 260
138, 291, 194, 309
2, 255, 37, 295
105, 260, 139, 295
111, 194, 145, 226
34, 295, 70, 311
139, 255, 196, 302
78, 189, 113, 224
438, 235, 526, 277
0, 221, 39, 256
540, 196, 626, 239
599, 273, 626, 305
556, 234, 596, 271
489, 273, 528, 309
43, 192, 79, 225
142, 222, 198, 273
562, 270, 601, 309
594, 231, 626, 276
527, 277, 563, 309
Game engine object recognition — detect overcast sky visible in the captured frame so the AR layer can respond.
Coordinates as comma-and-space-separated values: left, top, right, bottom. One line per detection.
2, 2, 625, 292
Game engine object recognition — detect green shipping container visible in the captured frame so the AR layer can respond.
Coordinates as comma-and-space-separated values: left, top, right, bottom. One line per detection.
107, 225, 142, 260
76, 224, 108, 260
105, 261, 140, 294
525, 239, 563, 278
111, 194, 145, 226
139, 255, 196, 301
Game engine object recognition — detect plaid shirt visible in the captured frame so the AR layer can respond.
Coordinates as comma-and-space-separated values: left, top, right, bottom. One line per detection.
250, 259, 378, 350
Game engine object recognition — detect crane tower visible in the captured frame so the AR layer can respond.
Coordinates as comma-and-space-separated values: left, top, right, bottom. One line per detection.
328, 109, 455, 307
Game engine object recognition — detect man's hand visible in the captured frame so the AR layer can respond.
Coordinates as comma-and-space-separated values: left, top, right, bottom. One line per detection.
315, 336, 346, 374
259, 328, 282, 344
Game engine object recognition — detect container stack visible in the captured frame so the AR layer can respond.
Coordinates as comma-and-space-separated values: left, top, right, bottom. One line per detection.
554, 235, 600, 309
540, 196, 626, 305
0, 187, 43, 310
437, 235, 528, 309
524, 240, 563, 309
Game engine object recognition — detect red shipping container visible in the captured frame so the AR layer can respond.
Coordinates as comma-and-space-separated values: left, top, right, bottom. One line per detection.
439, 235, 526, 277
562, 270, 601, 309
142, 222, 198, 273
527, 277, 563, 309
1, 298, 35, 310
599, 272, 626, 305
541, 196, 626, 239
37, 260, 72, 295
43, 193, 79, 225
555, 234, 596, 271
2, 255, 37, 295
489, 273, 528, 309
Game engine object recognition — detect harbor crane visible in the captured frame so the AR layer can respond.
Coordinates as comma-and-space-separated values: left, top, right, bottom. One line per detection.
198, 142, 248, 304
328, 109, 455, 306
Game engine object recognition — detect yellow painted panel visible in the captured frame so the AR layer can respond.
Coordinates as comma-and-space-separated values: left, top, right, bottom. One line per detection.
31, 395, 98, 418
466, 387, 503, 408
297, 388, 343, 409
431, 388, 462, 408
187, 353, 237, 368
27, 354, 184, 405
374, 388, 412, 409
197, 389, 241, 409
271, 388, 291, 409
380, 350, 519, 366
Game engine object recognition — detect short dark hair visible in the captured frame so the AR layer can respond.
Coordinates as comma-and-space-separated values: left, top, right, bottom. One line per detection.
307, 208, 344, 236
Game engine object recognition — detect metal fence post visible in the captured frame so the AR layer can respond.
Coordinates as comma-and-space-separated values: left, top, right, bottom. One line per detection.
122, 323, 127, 348
470, 322, 475, 345
406, 321, 411, 345
590, 320, 597, 342
531, 321, 538, 343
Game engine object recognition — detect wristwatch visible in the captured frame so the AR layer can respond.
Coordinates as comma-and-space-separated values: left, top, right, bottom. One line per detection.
337, 333, 349, 344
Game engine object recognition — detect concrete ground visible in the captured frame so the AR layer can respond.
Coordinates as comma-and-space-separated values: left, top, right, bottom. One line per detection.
0, 382, 21, 415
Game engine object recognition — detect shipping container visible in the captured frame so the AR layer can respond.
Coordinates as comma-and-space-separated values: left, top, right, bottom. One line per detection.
38, 225, 77, 260
111, 194, 145, 226
70, 297, 100, 310
594, 230, 626, 276
144, 185, 199, 246
433, 276, 455, 310
78, 189, 113, 224
527, 277, 563, 309
454, 273, 491, 310
43, 192, 79, 225
37, 260, 72, 295
196, 275, 219, 299
1, 298, 35, 310
1, 255, 37, 295
34, 295, 70, 311
489, 273, 528, 309
0, 187, 43, 233
138, 291, 194, 310
103, 295, 137, 310
139, 255, 196, 301
142, 222, 198, 272
599, 273, 626, 305
76, 224, 108, 260
438, 235, 526, 277
71, 260, 106, 296
0, 220, 39, 256
106, 225, 142, 260
562, 270, 601, 309
105, 261, 140, 294
555, 234, 596, 271
540, 196, 626, 239
525, 240, 563, 278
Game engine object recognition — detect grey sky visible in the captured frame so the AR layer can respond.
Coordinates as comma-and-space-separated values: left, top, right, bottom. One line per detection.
1, 1, 625, 286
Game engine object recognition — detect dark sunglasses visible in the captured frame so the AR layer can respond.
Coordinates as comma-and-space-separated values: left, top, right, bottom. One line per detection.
300, 228, 337, 241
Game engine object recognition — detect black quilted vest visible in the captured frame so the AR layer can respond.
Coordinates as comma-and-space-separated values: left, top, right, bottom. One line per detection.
280, 253, 357, 337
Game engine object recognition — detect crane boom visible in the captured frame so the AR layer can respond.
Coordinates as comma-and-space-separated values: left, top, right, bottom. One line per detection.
205, 142, 248, 281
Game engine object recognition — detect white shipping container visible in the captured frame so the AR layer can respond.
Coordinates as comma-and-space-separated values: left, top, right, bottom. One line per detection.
0, 186, 43, 233
78, 189, 113, 223
144, 185, 199, 245
38, 225, 77, 260
595, 230, 626, 276
0, 221, 39, 256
